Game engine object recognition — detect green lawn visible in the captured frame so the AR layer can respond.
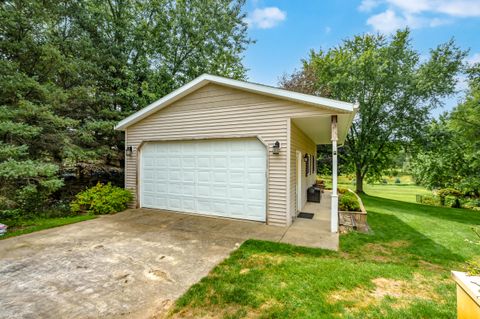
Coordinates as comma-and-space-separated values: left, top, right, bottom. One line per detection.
0, 215, 96, 239
356, 184, 432, 204
169, 185, 480, 319
321, 175, 432, 203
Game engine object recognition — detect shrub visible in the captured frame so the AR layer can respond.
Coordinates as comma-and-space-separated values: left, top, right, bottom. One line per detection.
395, 177, 401, 184
381, 178, 388, 184
70, 183, 132, 215
436, 188, 463, 206
339, 191, 361, 212
417, 194, 441, 206
463, 199, 480, 211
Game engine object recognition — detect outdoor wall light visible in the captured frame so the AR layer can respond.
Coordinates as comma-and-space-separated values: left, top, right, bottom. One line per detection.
272, 141, 280, 154
304, 153, 309, 162
125, 146, 133, 157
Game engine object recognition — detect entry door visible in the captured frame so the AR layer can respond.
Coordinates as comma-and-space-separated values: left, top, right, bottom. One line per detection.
140, 138, 267, 221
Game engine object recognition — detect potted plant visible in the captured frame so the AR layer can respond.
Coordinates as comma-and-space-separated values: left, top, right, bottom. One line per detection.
451, 228, 480, 318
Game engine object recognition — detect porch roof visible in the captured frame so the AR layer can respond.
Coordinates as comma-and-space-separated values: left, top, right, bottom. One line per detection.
292, 111, 357, 145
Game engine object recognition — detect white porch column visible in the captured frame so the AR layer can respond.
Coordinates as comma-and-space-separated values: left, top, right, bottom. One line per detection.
331, 115, 339, 233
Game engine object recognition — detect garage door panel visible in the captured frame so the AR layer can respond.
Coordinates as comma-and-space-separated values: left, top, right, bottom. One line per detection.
168, 197, 182, 210
155, 184, 168, 193
155, 158, 168, 168
197, 184, 210, 197
211, 201, 227, 214
156, 171, 168, 181
212, 186, 228, 198
212, 171, 228, 183
183, 171, 195, 183
168, 183, 183, 195
247, 204, 265, 216
247, 188, 265, 200
183, 184, 195, 197
229, 172, 244, 183
247, 172, 264, 184
169, 170, 182, 181
182, 158, 195, 168
213, 157, 227, 168
197, 199, 211, 212
140, 138, 266, 222
197, 156, 210, 168
230, 156, 245, 169
197, 171, 211, 182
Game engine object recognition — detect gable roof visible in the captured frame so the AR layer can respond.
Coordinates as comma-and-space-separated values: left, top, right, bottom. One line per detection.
115, 74, 356, 131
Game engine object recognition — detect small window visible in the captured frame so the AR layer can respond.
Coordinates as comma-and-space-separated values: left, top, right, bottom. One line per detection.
305, 153, 309, 176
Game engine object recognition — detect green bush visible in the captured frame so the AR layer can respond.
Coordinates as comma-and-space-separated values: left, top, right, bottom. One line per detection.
339, 191, 361, 212
463, 199, 480, 211
70, 183, 133, 215
417, 194, 441, 206
395, 177, 401, 184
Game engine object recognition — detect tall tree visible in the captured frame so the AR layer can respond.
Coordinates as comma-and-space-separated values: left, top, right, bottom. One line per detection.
281, 30, 465, 192
412, 64, 480, 194
0, 0, 252, 215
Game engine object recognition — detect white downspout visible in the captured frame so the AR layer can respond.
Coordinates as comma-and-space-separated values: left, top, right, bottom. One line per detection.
331, 115, 338, 233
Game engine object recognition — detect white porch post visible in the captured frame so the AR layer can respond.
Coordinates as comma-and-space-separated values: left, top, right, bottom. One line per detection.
331, 115, 338, 233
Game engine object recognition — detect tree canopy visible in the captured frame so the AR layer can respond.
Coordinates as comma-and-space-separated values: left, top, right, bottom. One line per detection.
0, 0, 251, 215
412, 65, 480, 194
281, 29, 466, 192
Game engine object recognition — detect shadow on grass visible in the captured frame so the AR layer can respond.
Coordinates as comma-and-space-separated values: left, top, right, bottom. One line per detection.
341, 194, 472, 267
362, 194, 480, 226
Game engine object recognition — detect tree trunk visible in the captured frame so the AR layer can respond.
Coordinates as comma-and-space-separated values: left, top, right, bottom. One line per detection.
356, 170, 364, 193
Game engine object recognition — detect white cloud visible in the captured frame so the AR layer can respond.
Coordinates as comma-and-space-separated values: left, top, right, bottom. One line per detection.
467, 53, 480, 65
359, 0, 480, 33
366, 10, 405, 33
435, 1, 480, 17
325, 26, 332, 34
358, 0, 381, 12
367, 10, 422, 33
246, 7, 286, 29
386, 0, 433, 14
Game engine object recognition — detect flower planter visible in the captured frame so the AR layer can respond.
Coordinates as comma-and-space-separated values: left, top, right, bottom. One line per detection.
339, 189, 370, 233
451, 271, 480, 319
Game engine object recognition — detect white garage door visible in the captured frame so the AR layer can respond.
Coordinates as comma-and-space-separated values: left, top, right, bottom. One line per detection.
140, 138, 267, 221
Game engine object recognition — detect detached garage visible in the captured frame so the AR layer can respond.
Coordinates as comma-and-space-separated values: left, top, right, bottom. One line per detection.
115, 74, 356, 230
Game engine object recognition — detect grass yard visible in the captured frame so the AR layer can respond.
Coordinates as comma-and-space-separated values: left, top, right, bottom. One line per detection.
321, 175, 432, 203
169, 185, 480, 318
0, 215, 96, 239
355, 184, 432, 204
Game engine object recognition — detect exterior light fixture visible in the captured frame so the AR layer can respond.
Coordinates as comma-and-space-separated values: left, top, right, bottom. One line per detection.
304, 153, 309, 162
272, 141, 280, 154
126, 146, 133, 157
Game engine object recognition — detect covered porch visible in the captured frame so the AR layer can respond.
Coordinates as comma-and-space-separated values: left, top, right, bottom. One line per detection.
290, 108, 357, 234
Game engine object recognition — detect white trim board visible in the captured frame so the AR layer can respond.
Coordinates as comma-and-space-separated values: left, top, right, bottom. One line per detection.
115, 74, 357, 131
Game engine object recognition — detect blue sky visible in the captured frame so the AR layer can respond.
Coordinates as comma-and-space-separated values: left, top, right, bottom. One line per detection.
242, 0, 480, 113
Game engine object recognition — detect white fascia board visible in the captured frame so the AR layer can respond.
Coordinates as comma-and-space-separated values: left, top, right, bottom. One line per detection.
338, 102, 359, 146
115, 74, 356, 131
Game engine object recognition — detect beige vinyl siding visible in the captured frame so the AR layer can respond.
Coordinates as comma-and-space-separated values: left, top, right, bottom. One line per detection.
125, 83, 329, 226
289, 122, 317, 220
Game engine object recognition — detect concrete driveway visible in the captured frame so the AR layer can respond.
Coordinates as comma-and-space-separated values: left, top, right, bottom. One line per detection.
0, 209, 285, 319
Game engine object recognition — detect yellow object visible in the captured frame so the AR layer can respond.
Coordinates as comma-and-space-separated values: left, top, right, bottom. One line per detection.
452, 271, 480, 319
